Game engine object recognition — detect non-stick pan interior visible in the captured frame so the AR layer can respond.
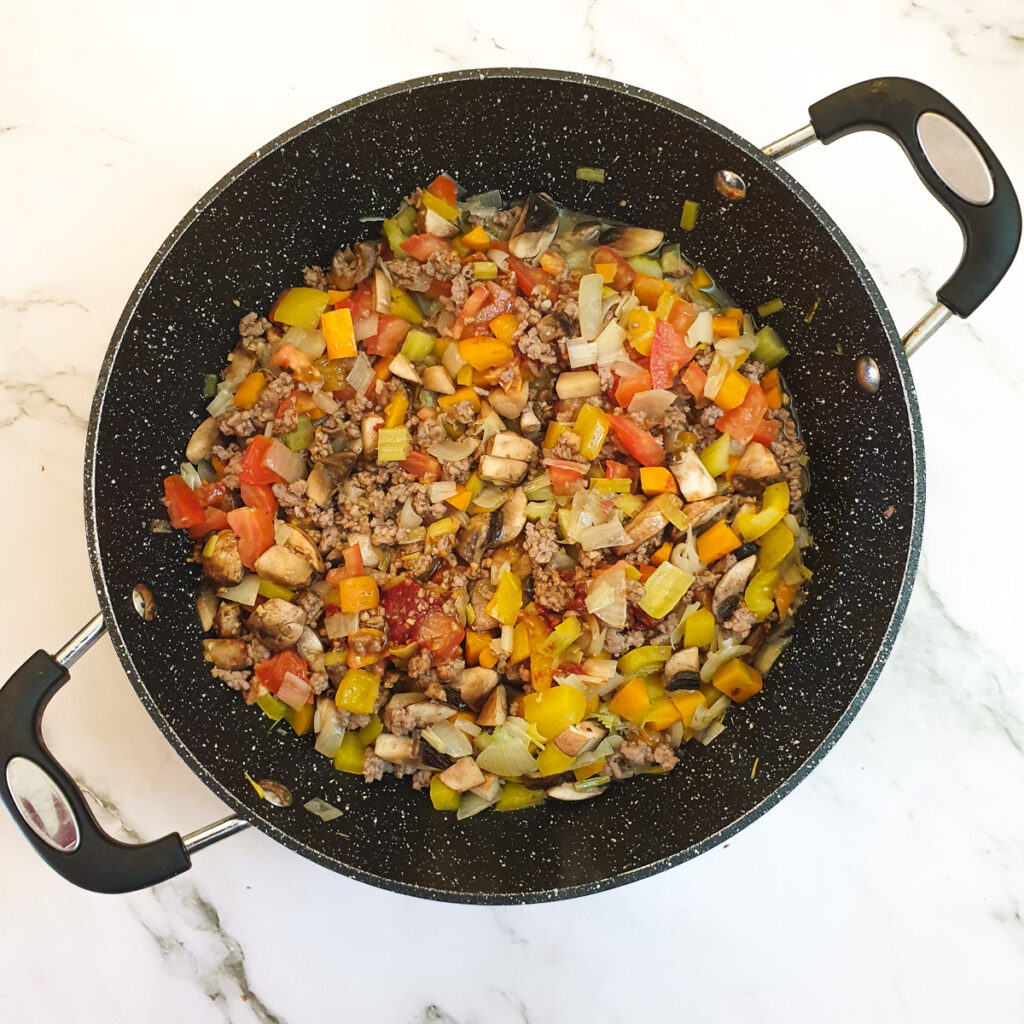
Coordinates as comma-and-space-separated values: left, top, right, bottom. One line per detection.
86, 70, 922, 902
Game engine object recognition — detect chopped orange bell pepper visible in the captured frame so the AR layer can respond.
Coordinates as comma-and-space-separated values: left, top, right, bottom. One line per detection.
670, 689, 706, 727
761, 369, 783, 410
594, 262, 617, 284
713, 370, 751, 411
650, 540, 673, 566
725, 454, 742, 483
644, 695, 682, 730
510, 621, 530, 665
458, 337, 514, 371
233, 372, 265, 409
337, 576, 380, 613
489, 312, 517, 345
696, 521, 741, 564
437, 386, 481, 412
464, 630, 491, 666
711, 659, 763, 702
478, 646, 499, 669
574, 759, 606, 782
712, 315, 741, 338
444, 485, 473, 512
459, 225, 491, 251
608, 676, 651, 726
639, 466, 677, 495
539, 250, 565, 276
633, 273, 672, 308
775, 577, 798, 619
326, 288, 352, 305
321, 307, 357, 359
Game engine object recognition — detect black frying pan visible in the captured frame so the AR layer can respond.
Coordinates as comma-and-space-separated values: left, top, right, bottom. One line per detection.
1, 71, 1018, 902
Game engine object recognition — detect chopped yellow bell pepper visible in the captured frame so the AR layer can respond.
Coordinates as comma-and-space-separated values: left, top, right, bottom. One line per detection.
538, 617, 582, 658
640, 466, 677, 495
321, 307, 357, 358
486, 569, 523, 627
712, 659, 763, 702
270, 287, 329, 328
617, 645, 671, 677
757, 521, 794, 570
389, 288, 423, 325
510, 621, 530, 666
495, 782, 546, 811
421, 190, 460, 222
437, 386, 481, 412
645, 696, 682, 731
335, 668, 380, 715
333, 731, 366, 774
233, 372, 265, 409
638, 563, 694, 619
744, 570, 779, 621
489, 312, 517, 345
699, 433, 731, 477
683, 607, 716, 648
625, 306, 656, 355
429, 774, 461, 811
608, 677, 651, 726
543, 421, 571, 449
696, 521, 741, 563
591, 477, 632, 494
464, 630, 492, 666
537, 742, 576, 775
713, 370, 750, 410
573, 404, 610, 459
670, 689, 707, 726
458, 338, 514, 371
459, 225, 491, 251
326, 288, 352, 305
523, 685, 587, 740
735, 482, 790, 541
384, 388, 409, 428
478, 646, 499, 669
285, 700, 314, 736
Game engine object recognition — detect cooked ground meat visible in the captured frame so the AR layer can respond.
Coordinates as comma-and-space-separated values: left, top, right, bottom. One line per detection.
533, 567, 575, 613
210, 667, 251, 690
523, 521, 559, 565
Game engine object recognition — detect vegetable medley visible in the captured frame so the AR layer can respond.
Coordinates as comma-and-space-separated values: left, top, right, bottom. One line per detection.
162, 176, 811, 818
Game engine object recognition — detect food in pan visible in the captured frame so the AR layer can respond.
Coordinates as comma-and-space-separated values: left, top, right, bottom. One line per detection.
161, 175, 811, 816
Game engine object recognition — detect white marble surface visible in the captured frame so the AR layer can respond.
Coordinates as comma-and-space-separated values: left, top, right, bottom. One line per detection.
2, 1, 1023, 1021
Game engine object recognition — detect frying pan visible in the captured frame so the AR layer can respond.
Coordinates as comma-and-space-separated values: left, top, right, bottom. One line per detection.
1, 71, 1018, 902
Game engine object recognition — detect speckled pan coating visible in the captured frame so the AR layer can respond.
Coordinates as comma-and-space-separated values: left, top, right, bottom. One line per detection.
84, 69, 924, 904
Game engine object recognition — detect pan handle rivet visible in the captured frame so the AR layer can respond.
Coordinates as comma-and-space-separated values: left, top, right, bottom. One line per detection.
714, 169, 747, 200
131, 584, 156, 620
856, 357, 880, 394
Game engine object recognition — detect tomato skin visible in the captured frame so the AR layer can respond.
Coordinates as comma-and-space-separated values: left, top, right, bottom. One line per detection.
187, 506, 230, 539
751, 416, 781, 447
400, 234, 453, 261
592, 246, 636, 291
365, 314, 411, 357
716, 383, 768, 446
400, 450, 442, 483
225, 506, 275, 570
334, 280, 374, 323
649, 319, 695, 389
382, 581, 431, 645
254, 650, 308, 694
239, 435, 286, 486
680, 362, 707, 401
666, 297, 698, 335
614, 368, 653, 408
606, 414, 666, 467
239, 482, 277, 515
163, 475, 205, 529
604, 460, 632, 480
548, 462, 587, 495
427, 173, 457, 206
415, 610, 465, 662
194, 480, 230, 510
504, 253, 559, 301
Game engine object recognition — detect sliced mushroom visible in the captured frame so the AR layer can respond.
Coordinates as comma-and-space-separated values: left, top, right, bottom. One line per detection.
254, 545, 314, 588
213, 600, 243, 638
599, 225, 665, 257
476, 684, 507, 727
485, 431, 537, 462
711, 554, 757, 620
456, 666, 499, 710
491, 486, 527, 545
201, 530, 244, 587
470, 771, 502, 802
373, 734, 419, 767
614, 493, 684, 554
670, 449, 719, 501
278, 523, 325, 574
546, 781, 604, 801
424, 208, 460, 238
362, 414, 384, 455
553, 720, 607, 757
508, 192, 559, 261
222, 345, 257, 388
439, 756, 487, 793
478, 455, 529, 485
329, 241, 378, 290
306, 451, 357, 506
682, 495, 732, 529
732, 442, 782, 494
186, 416, 222, 464
247, 598, 306, 652
455, 513, 494, 564
536, 311, 574, 343
420, 364, 456, 395
664, 646, 702, 690
469, 579, 499, 630
560, 219, 602, 248
488, 377, 529, 418
201, 638, 251, 670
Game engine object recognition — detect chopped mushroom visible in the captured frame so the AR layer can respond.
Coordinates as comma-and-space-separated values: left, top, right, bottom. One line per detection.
186, 416, 221, 465
470, 771, 502, 801
664, 647, 702, 690
732, 442, 782, 494
373, 734, 420, 766
279, 523, 326, 574
711, 554, 758, 620
254, 545, 314, 588
486, 431, 537, 463
615, 493, 684, 554
439, 756, 487, 793
247, 598, 306, 651
508, 193, 559, 261
681, 495, 732, 529
455, 513, 494, 564
420, 365, 456, 395
456, 666, 499, 709
478, 455, 529, 485
553, 720, 607, 757
599, 225, 664, 257
201, 638, 251, 670
670, 449, 719, 501
201, 530, 244, 587
476, 684, 507, 727
488, 378, 529, 417
305, 452, 357, 506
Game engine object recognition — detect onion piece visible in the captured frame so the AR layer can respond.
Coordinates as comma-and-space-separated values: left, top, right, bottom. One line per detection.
312, 390, 340, 415
700, 639, 753, 683
422, 720, 474, 759
487, 248, 510, 270
303, 797, 343, 822
428, 437, 479, 461
611, 359, 645, 378
277, 671, 312, 710
346, 352, 375, 393
314, 700, 346, 758
179, 461, 202, 491
206, 385, 235, 417
578, 520, 632, 551
218, 573, 260, 607
703, 353, 731, 402
567, 337, 599, 368
457, 791, 497, 820
686, 310, 714, 347
578, 273, 604, 340
325, 611, 359, 639
471, 484, 508, 512
398, 498, 423, 528
283, 326, 326, 360
354, 313, 379, 342
428, 480, 458, 503
263, 438, 306, 483
346, 532, 380, 568
627, 388, 677, 419
595, 321, 628, 366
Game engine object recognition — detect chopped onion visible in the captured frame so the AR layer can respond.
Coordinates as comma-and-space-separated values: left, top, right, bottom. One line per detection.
179, 461, 202, 491
703, 353, 731, 402
699, 721, 727, 745
284, 326, 326, 359
523, 472, 552, 498
422, 720, 474, 759
278, 671, 312, 710
347, 532, 380, 568
543, 457, 588, 476
479, 409, 505, 441
601, 293, 621, 319
312, 389, 340, 415
354, 313, 379, 342
755, 627, 793, 674
346, 352, 375, 393
453, 716, 481, 737
314, 699, 346, 758
578, 273, 604, 340
218, 573, 260, 607
579, 520, 631, 551
486, 248, 510, 270
303, 798, 343, 822
464, 188, 503, 212
611, 359, 645, 378
457, 791, 497, 820
262, 438, 305, 483
567, 489, 617, 541
471, 484, 508, 512
686, 310, 714, 347
670, 529, 701, 576
428, 437, 479, 461
428, 480, 458, 503
627, 388, 676, 419
595, 321, 628, 366
567, 337, 599, 368
196, 586, 218, 631
325, 611, 359, 639
615, 292, 639, 317
700, 639, 753, 683
476, 723, 538, 776
715, 335, 756, 359
206, 384, 235, 416
398, 498, 423, 529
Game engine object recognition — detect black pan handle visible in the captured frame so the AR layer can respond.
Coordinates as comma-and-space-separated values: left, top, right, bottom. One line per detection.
806, 77, 1021, 319
0, 615, 196, 893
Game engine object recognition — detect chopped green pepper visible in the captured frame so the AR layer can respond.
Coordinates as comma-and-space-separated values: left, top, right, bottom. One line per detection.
256, 692, 289, 723
283, 413, 314, 452
627, 255, 662, 277
679, 200, 699, 231
751, 325, 789, 368
660, 244, 683, 275
390, 288, 424, 325
202, 373, 219, 398
400, 329, 436, 362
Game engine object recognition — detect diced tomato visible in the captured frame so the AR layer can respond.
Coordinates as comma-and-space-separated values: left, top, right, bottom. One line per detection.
607, 414, 665, 467
163, 475, 205, 529
334, 280, 374, 324
365, 314, 411, 357
400, 450, 442, 483
548, 461, 588, 495
592, 246, 636, 291
400, 233, 453, 261
649, 319, 695, 389
268, 342, 317, 383
666, 297, 699, 335
194, 480, 230, 510
382, 581, 432, 645
614, 368, 653, 408
225, 506, 275, 570
254, 650, 308, 695
751, 416, 781, 447
239, 435, 286, 486
427, 173, 457, 206
325, 543, 366, 583
415, 610, 465, 661
716, 383, 769, 446
452, 284, 490, 339
425, 278, 452, 300
187, 506, 229, 539
680, 362, 707, 401
240, 482, 278, 515
505, 253, 559, 301
604, 460, 632, 480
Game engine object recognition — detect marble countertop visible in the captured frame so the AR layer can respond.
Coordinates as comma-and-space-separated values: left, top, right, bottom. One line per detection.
2, 1, 1023, 1021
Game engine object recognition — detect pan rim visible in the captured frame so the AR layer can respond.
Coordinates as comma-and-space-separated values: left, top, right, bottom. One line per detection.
84, 67, 925, 904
